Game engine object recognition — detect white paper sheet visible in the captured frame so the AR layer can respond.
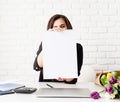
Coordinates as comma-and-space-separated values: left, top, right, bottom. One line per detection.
42, 30, 78, 79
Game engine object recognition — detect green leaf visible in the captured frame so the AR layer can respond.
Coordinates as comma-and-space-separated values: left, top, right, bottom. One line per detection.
118, 87, 120, 92
100, 75, 107, 86
112, 83, 118, 89
113, 89, 118, 95
111, 71, 118, 78
117, 76, 120, 80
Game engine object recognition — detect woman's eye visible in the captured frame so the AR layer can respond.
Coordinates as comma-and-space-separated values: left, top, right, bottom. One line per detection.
60, 25, 65, 28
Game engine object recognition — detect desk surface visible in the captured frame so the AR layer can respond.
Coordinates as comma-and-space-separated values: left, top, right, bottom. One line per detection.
0, 81, 119, 102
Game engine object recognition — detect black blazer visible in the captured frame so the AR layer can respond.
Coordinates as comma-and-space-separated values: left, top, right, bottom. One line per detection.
33, 42, 83, 84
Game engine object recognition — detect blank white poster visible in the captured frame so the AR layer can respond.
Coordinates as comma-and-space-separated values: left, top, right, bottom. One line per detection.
42, 30, 78, 79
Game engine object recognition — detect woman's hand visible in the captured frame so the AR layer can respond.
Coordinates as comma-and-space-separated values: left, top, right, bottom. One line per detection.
57, 77, 74, 82
37, 51, 43, 68
57, 77, 64, 81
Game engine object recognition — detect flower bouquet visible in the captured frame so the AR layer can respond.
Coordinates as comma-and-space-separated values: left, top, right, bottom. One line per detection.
91, 71, 120, 99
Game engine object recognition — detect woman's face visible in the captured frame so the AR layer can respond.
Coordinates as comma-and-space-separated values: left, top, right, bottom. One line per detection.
52, 18, 67, 31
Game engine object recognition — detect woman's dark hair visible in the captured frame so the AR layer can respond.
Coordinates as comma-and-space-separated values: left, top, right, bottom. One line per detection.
47, 14, 72, 30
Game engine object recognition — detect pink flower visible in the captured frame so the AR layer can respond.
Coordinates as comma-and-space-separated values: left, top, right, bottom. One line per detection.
109, 76, 116, 84
104, 85, 113, 94
90, 91, 100, 99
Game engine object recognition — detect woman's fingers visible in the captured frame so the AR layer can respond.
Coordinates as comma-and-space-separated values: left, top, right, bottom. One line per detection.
57, 77, 64, 81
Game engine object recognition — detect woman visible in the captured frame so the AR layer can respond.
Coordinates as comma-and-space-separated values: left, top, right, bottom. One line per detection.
33, 14, 83, 84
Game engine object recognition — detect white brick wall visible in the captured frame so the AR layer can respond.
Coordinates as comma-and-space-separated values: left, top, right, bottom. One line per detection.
0, 0, 120, 82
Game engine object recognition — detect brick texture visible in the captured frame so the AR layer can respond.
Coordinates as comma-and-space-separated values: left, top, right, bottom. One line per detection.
0, 0, 120, 82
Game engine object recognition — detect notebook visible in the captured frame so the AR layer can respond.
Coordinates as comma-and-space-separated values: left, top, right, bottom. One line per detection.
0, 83, 25, 91
36, 88, 90, 98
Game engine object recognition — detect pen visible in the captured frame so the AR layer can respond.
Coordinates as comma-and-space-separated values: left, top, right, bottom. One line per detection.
46, 84, 54, 88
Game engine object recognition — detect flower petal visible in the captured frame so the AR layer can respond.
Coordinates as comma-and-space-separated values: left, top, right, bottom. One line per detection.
90, 91, 100, 99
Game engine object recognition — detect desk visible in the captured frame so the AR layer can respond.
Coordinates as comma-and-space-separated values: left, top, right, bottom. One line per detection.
0, 81, 119, 102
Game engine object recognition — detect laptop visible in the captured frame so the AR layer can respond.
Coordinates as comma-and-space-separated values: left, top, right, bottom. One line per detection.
36, 88, 90, 98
